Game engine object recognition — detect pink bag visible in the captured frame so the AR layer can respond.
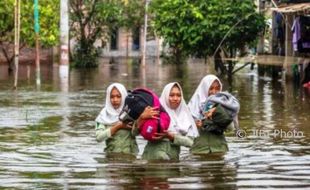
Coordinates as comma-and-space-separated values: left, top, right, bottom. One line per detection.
137, 89, 170, 141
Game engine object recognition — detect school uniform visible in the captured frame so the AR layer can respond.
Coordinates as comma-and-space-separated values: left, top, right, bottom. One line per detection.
188, 75, 229, 154
142, 82, 199, 160
95, 83, 138, 156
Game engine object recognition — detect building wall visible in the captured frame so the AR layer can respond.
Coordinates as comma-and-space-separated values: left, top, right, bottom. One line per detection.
101, 27, 162, 57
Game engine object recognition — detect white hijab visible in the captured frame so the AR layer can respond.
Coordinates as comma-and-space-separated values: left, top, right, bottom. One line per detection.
160, 82, 199, 138
188, 75, 223, 120
95, 83, 127, 125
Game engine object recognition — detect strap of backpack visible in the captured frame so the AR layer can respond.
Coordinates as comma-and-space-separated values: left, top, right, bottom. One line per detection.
157, 105, 166, 133
157, 117, 161, 133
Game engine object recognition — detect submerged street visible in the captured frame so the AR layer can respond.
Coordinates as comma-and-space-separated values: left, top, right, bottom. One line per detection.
0, 59, 309, 189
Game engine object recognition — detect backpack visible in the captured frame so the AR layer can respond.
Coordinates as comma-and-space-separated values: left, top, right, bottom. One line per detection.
202, 104, 233, 134
119, 88, 170, 141
202, 92, 239, 134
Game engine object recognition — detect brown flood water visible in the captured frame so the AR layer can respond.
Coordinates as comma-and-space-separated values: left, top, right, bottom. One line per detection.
0, 58, 309, 189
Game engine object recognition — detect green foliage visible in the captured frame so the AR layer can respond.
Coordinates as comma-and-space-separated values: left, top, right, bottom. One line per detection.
149, 0, 266, 61
0, 0, 15, 42
22, 0, 59, 47
149, 0, 204, 62
0, 0, 59, 70
70, 0, 124, 68
70, 0, 145, 68
0, 0, 59, 47
121, 0, 144, 29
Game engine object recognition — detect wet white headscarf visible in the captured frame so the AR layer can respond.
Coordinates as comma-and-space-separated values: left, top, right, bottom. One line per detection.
188, 75, 222, 120
160, 82, 199, 138
95, 83, 127, 125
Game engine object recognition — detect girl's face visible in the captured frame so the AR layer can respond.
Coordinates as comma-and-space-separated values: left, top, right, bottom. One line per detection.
110, 87, 122, 109
169, 85, 182, 110
208, 80, 221, 96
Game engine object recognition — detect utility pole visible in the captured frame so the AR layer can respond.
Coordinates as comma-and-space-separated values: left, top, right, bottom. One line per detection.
141, 0, 150, 67
60, 0, 69, 66
13, 0, 20, 89
34, 0, 41, 86
59, 0, 70, 92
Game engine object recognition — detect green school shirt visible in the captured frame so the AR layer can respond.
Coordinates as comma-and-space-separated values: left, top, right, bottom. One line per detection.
95, 122, 139, 156
190, 128, 228, 154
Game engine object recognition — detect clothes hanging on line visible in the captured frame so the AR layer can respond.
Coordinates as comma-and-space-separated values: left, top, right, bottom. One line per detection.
292, 16, 310, 53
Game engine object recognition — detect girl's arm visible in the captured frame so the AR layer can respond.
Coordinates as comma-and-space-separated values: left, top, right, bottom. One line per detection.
95, 122, 129, 142
110, 122, 127, 136
153, 132, 194, 147
95, 122, 111, 142
172, 134, 194, 147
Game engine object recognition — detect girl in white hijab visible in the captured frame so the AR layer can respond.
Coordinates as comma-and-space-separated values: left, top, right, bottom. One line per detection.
141, 82, 199, 161
95, 83, 138, 157
188, 75, 229, 154
188, 75, 223, 121
160, 82, 199, 138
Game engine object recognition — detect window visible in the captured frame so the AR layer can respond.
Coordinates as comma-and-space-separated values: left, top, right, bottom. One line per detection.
132, 27, 140, 51
110, 29, 118, 50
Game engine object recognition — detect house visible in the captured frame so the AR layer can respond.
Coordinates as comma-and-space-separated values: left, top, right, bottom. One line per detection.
270, 0, 310, 80
271, 0, 310, 56
100, 27, 163, 58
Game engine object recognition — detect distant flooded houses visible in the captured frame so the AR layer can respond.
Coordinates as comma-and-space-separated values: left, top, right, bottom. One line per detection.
270, 0, 310, 85
270, 0, 310, 56
252, 0, 310, 85
99, 27, 163, 58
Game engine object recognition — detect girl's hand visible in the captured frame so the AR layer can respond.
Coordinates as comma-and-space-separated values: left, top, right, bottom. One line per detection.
152, 131, 174, 141
119, 122, 133, 130
140, 106, 160, 120
205, 107, 216, 120
111, 122, 131, 136
137, 106, 159, 129
195, 120, 202, 128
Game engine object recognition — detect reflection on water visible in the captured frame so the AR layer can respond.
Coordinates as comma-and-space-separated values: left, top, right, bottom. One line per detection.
0, 58, 309, 189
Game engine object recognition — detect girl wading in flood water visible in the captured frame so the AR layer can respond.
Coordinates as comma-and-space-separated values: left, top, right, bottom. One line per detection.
188, 75, 239, 154
95, 83, 138, 158
141, 82, 199, 161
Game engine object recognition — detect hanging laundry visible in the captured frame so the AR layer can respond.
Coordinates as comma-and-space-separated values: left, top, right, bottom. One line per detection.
292, 16, 310, 53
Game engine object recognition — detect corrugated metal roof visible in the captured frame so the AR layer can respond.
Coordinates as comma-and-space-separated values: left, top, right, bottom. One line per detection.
271, 3, 310, 13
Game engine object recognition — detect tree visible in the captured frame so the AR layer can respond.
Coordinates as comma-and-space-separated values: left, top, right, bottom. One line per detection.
149, 0, 265, 65
0, 0, 15, 71
120, 0, 144, 57
0, 0, 59, 71
69, 0, 146, 67
149, 0, 204, 63
69, 0, 124, 68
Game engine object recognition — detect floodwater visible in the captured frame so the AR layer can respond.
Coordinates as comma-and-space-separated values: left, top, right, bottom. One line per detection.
0, 58, 309, 189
